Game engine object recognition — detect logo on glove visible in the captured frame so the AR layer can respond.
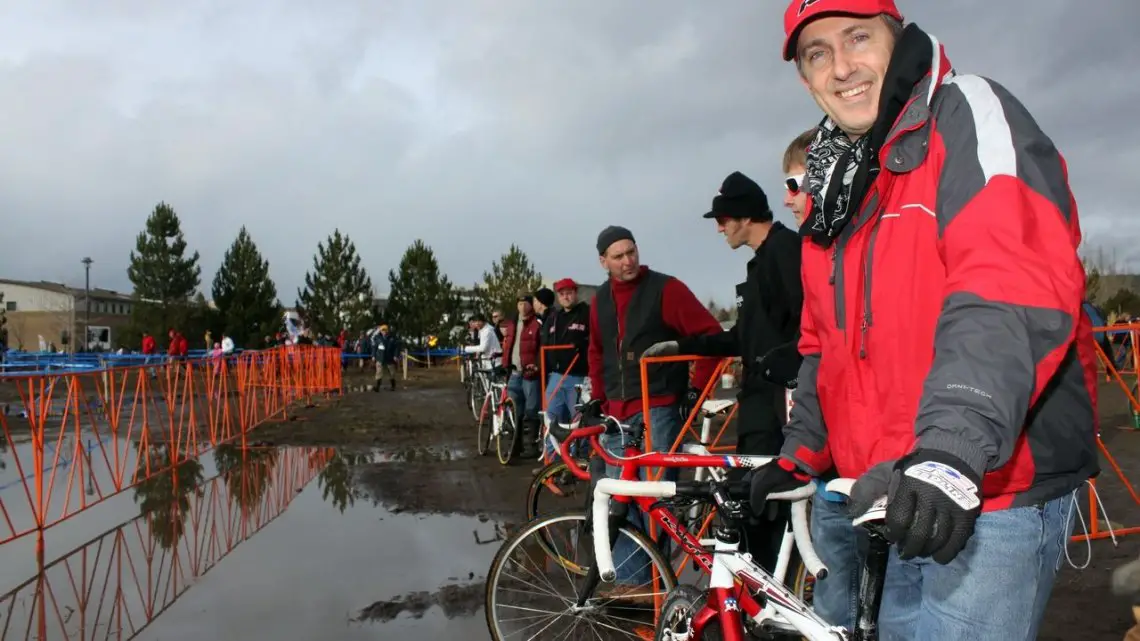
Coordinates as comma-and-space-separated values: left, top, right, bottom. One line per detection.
904, 461, 981, 511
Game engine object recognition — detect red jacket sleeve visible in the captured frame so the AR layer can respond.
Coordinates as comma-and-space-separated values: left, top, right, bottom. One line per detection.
500, 322, 514, 369
587, 302, 606, 403
660, 278, 724, 392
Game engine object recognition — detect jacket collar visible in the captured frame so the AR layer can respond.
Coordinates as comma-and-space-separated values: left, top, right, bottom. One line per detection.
881, 33, 955, 174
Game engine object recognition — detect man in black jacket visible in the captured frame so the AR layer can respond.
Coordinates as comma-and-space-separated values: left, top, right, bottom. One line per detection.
645, 170, 802, 571
540, 279, 590, 457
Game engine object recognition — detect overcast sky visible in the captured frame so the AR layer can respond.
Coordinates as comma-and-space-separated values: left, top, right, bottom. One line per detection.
0, 0, 1134, 305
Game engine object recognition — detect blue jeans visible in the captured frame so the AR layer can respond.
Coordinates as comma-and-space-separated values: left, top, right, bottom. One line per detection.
507, 373, 540, 423
810, 492, 862, 630
544, 373, 584, 457
598, 404, 683, 584
811, 492, 1075, 640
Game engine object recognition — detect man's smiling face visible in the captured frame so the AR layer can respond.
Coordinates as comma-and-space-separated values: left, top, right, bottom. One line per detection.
797, 14, 896, 138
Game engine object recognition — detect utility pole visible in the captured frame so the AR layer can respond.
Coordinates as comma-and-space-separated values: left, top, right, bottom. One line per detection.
82, 257, 93, 352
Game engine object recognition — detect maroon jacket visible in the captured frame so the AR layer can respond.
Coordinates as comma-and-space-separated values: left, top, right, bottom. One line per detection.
501, 315, 541, 379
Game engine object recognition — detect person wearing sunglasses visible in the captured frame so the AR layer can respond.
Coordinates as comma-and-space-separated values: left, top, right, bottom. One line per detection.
643, 170, 803, 572
783, 127, 818, 227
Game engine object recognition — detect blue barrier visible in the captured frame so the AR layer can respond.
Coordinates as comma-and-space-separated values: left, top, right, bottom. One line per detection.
0, 349, 246, 377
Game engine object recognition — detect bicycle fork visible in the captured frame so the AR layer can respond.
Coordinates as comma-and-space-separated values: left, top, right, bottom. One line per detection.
575, 458, 626, 609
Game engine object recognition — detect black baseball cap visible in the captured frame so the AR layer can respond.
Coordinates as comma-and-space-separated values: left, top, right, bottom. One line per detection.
704, 171, 772, 220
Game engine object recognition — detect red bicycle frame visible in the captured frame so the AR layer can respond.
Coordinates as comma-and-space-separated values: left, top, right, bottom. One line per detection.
558, 425, 765, 640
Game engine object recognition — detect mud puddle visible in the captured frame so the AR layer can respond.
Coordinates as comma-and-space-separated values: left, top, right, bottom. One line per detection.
134, 473, 504, 641
373, 444, 472, 463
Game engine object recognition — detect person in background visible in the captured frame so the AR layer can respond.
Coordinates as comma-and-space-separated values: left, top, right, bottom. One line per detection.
369, 323, 402, 392
782, 127, 818, 227
539, 278, 591, 463
463, 314, 503, 371
645, 169, 802, 573
204, 329, 213, 350
533, 287, 555, 326
167, 329, 188, 360
141, 331, 156, 358
586, 225, 723, 595
220, 333, 235, 355
501, 295, 543, 458
490, 309, 506, 344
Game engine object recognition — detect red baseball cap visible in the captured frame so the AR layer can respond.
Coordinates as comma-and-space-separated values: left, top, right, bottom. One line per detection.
553, 278, 578, 292
782, 0, 903, 61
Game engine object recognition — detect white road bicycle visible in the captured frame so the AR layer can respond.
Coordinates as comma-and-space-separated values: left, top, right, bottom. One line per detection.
594, 475, 890, 641
483, 417, 821, 640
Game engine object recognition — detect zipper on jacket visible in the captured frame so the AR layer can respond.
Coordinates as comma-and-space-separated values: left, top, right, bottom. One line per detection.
858, 208, 884, 359
617, 335, 625, 399
830, 245, 845, 330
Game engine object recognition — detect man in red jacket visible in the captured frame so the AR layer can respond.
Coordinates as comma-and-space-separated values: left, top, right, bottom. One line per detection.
501, 294, 543, 458
749, 1, 1098, 637
167, 329, 188, 360
587, 225, 722, 590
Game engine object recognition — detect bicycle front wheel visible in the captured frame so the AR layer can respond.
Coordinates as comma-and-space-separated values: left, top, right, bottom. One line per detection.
484, 511, 676, 641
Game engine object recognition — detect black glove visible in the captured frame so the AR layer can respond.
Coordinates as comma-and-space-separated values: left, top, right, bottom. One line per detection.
885, 448, 983, 565
755, 342, 802, 389
580, 399, 603, 420
749, 458, 811, 517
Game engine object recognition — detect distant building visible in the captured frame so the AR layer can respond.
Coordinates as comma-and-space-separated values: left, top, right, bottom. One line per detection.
0, 279, 135, 352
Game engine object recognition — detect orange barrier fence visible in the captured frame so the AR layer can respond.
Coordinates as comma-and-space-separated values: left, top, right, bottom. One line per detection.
0, 345, 342, 638
0, 345, 341, 550
0, 444, 334, 640
639, 354, 735, 475
539, 344, 580, 411
1076, 327, 1140, 543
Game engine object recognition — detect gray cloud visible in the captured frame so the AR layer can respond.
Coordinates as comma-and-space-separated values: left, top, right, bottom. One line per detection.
0, 0, 1134, 302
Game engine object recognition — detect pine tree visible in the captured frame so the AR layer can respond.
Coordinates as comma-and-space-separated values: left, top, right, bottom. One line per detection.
296, 229, 374, 335
212, 227, 282, 348
476, 244, 542, 316
386, 240, 461, 347
126, 202, 202, 339
0, 292, 7, 347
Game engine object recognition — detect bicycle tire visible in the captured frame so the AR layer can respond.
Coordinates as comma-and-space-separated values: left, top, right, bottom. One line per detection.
495, 399, 519, 465
525, 459, 591, 561
468, 375, 483, 420
484, 511, 677, 641
525, 460, 587, 520
475, 393, 492, 456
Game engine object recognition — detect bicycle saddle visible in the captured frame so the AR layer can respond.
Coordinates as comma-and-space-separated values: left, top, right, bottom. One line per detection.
700, 398, 736, 417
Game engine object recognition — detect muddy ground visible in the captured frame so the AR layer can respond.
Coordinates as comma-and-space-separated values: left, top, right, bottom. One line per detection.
246, 364, 1140, 640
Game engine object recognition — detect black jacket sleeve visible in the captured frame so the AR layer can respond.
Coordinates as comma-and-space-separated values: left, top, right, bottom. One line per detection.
677, 324, 740, 357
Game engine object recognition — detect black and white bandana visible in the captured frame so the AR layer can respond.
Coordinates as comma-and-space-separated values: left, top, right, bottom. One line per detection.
803, 118, 876, 245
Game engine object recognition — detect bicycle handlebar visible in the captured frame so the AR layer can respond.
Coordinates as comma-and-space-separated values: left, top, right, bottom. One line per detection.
591, 476, 825, 583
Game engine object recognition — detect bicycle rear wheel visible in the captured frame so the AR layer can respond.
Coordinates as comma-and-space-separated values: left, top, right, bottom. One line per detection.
475, 393, 493, 456
468, 375, 483, 420
495, 399, 520, 465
